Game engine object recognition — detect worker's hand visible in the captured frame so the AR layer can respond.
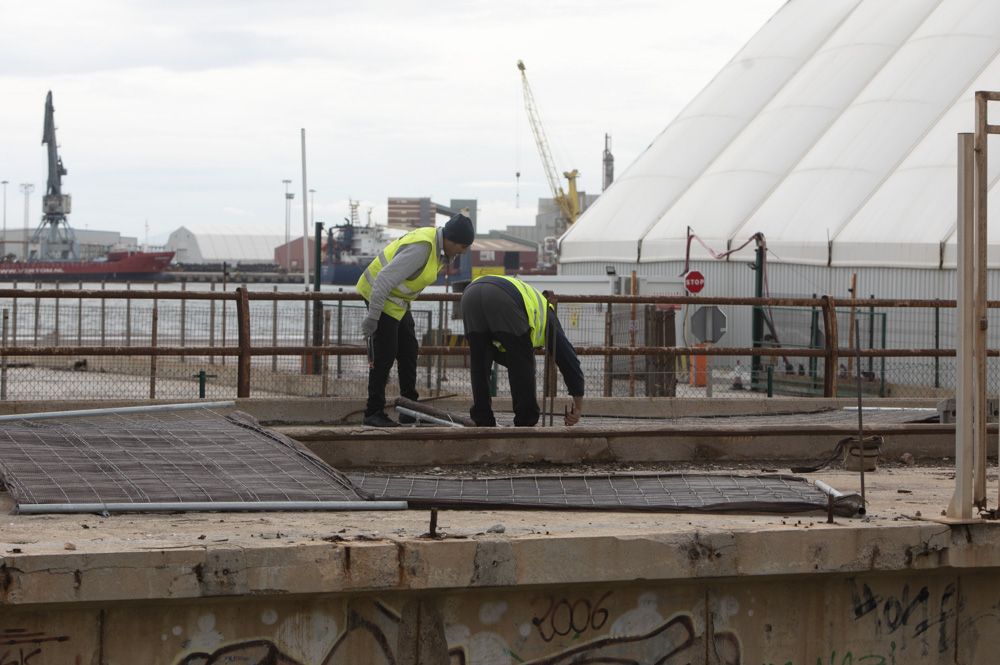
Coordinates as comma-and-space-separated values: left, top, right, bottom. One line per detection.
564, 397, 583, 426
361, 316, 379, 338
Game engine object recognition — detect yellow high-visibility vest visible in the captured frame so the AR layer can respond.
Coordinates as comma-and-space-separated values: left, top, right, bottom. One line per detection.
489, 275, 550, 349
356, 227, 442, 320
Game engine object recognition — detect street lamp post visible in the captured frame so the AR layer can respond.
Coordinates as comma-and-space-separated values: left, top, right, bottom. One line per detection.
282, 179, 293, 267
309, 189, 316, 226
1, 180, 7, 260
19, 183, 34, 260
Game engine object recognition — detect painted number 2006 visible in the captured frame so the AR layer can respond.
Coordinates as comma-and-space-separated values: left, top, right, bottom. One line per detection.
531, 591, 613, 642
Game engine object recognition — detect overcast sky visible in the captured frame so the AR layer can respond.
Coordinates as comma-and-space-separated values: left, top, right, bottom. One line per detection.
0, 0, 786, 244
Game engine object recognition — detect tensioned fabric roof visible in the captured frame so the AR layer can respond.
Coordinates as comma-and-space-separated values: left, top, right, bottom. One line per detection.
560, 0, 1000, 269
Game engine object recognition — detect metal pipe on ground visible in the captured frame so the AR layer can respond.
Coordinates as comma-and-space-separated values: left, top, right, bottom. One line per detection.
17, 500, 408, 514
0, 400, 235, 422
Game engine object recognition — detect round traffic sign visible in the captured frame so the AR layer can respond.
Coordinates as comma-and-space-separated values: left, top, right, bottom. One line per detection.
684, 270, 705, 294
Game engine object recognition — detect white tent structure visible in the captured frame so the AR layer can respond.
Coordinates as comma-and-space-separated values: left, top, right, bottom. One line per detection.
560, 0, 1000, 300
166, 227, 285, 265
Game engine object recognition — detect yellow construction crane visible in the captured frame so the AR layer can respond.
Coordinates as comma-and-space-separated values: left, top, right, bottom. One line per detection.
517, 60, 580, 233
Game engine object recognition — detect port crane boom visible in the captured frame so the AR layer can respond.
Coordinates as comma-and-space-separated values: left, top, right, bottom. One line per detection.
34, 91, 77, 260
517, 60, 580, 234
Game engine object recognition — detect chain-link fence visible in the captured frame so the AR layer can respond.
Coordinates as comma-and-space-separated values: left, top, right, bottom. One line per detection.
0, 285, 984, 402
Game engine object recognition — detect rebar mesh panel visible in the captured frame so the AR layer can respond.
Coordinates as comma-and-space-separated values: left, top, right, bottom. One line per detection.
0, 408, 365, 506
347, 472, 862, 515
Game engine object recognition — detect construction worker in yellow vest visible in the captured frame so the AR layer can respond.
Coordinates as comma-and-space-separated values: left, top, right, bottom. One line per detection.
461, 275, 584, 427
356, 214, 474, 427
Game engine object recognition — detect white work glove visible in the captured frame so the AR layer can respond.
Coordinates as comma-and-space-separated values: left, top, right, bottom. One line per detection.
361, 316, 379, 338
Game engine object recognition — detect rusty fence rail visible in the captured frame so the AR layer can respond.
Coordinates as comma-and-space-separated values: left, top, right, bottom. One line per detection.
0, 287, 985, 400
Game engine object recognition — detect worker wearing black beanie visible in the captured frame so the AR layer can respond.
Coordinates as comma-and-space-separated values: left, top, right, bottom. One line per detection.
443, 213, 475, 246
355, 213, 473, 427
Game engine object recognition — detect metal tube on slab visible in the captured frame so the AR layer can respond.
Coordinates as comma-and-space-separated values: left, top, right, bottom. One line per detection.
0, 400, 235, 422
18, 500, 408, 514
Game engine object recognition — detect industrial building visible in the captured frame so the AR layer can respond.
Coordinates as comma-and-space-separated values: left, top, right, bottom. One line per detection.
0, 227, 140, 262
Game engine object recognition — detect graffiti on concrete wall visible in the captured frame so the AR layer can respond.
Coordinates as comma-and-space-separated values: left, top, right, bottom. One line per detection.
850, 580, 957, 655
0, 628, 70, 665
164, 590, 742, 665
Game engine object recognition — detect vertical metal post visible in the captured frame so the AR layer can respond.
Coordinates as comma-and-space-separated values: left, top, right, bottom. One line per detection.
425, 310, 432, 390
547, 299, 559, 426
435, 299, 444, 396
934, 306, 941, 389
99, 281, 106, 347
322, 309, 331, 397
337, 290, 344, 379
809, 294, 818, 391
751, 242, 764, 390
76, 282, 82, 346
821, 296, 838, 398
603, 303, 613, 397
628, 271, 637, 397
32, 282, 39, 346
949, 136, 976, 519
272, 285, 279, 373
1, 309, 8, 401
302, 297, 310, 373
975, 94, 989, 508
766, 365, 773, 398
220, 278, 227, 367
11, 281, 17, 349
868, 295, 875, 375
312, 221, 324, 375
53, 282, 60, 347
236, 287, 251, 398
209, 282, 216, 365
879, 314, 887, 398
149, 302, 158, 399
180, 280, 187, 363
125, 282, 132, 347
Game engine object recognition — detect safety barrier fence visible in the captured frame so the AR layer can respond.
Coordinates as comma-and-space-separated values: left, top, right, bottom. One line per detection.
0, 287, 984, 401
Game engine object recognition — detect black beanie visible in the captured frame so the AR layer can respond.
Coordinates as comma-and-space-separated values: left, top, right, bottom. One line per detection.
443, 213, 475, 246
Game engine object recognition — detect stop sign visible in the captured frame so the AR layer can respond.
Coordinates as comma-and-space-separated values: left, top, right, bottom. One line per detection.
684, 270, 705, 294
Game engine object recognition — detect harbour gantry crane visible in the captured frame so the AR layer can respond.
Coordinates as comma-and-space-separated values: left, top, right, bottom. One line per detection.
517, 60, 580, 235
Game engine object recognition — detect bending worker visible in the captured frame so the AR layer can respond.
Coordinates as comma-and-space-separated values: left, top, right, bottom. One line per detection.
461, 275, 584, 427
357, 213, 474, 427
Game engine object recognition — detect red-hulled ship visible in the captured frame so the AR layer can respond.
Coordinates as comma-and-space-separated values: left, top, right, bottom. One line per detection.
0, 249, 175, 281
10, 92, 176, 282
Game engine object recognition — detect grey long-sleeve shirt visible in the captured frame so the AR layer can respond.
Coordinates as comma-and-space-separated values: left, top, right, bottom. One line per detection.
364, 227, 445, 322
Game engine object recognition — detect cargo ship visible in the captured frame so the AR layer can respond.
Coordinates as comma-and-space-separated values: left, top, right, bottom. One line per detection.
0, 249, 175, 282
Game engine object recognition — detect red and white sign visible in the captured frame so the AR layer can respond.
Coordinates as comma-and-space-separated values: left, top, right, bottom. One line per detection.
684, 270, 705, 294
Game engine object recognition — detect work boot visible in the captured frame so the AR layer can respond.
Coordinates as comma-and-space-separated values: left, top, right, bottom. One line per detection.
363, 412, 399, 428
397, 412, 418, 425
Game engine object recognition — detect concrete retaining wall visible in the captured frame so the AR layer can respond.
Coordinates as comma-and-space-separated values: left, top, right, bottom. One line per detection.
1, 570, 991, 664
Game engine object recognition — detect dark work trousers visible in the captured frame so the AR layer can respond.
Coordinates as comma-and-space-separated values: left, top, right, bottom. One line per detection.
365, 309, 419, 417
462, 283, 540, 427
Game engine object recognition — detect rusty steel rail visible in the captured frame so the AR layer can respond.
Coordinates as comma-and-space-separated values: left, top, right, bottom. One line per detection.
0, 286, 984, 399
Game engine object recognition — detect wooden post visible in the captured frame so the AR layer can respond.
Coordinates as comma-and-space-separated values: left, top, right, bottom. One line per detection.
236, 287, 251, 398
149, 302, 158, 399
